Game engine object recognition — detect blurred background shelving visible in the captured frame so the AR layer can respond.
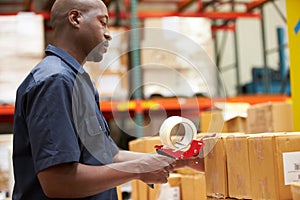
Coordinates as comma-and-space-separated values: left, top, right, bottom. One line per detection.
0, 0, 296, 139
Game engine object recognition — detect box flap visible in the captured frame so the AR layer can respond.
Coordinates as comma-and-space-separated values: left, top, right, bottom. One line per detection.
214, 102, 250, 121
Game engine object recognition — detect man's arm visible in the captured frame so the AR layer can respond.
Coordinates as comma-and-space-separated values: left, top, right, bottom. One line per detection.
37, 153, 174, 199
113, 150, 148, 162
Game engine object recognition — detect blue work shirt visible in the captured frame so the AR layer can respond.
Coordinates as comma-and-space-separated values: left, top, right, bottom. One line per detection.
12, 45, 119, 200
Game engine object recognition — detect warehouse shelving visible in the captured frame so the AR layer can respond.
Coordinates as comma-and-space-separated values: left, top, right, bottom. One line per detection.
0, 0, 278, 96
114, 0, 288, 134
0, 94, 290, 125
0, 0, 296, 131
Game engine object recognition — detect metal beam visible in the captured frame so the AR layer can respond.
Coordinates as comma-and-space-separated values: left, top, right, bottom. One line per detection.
246, 0, 273, 11
286, 0, 300, 131
109, 10, 261, 19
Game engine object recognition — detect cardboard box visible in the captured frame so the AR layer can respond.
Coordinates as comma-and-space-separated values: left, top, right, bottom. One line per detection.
201, 110, 247, 133
248, 133, 300, 200
200, 110, 227, 133
129, 136, 161, 200
181, 173, 206, 200
291, 182, 300, 200
226, 117, 246, 133
116, 185, 122, 200
200, 102, 249, 133
246, 102, 293, 134
275, 133, 300, 199
175, 167, 201, 175
225, 135, 251, 199
131, 180, 148, 200
248, 133, 279, 199
131, 173, 181, 200
203, 135, 228, 198
128, 136, 161, 153
149, 173, 181, 200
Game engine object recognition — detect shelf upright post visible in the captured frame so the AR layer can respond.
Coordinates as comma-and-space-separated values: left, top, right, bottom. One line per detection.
130, 0, 143, 137
231, 0, 241, 94
260, 6, 270, 93
286, 0, 300, 131
233, 24, 241, 94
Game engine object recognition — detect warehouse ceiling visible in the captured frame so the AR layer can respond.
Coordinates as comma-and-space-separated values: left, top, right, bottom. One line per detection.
0, 0, 274, 27
0, 0, 273, 12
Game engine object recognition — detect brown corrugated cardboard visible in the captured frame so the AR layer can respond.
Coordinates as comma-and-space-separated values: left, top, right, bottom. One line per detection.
130, 180, 138, 200
248, 133, 300, 200
128, 136, 161, 153
226, 135, 251, 199
200, 110, 227, 133
130, 180, 148, 200
203, 136, 228, 198
149, 173, 181, 200
246, 102, 293, 134
248, 134, 279, 199
129, 137, 161, 200
226, 117, 246, 133
275, 133, 300, 199
200, 110, 246, 133
272, 103, 294, 132
181, 173, 206, 200
175, 167, 201, 175
291, 182, 300, 200
117, 186, 122, 200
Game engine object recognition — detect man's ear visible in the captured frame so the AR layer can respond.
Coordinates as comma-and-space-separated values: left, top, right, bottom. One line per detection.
68, 9, 81, 28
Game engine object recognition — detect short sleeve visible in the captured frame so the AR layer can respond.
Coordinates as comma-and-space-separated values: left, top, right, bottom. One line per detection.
25, 74, 80, 172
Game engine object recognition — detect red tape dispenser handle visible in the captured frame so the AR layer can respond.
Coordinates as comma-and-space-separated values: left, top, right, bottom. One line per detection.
155, 116, 204, 159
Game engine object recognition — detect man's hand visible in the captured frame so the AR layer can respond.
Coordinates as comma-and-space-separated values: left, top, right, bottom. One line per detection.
135, 154, 175, 184
112, 153, 175, 184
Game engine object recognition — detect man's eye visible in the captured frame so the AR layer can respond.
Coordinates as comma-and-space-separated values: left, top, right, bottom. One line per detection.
101, 21, 107, 27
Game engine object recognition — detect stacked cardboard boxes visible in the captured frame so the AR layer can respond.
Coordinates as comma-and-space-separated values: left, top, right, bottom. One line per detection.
128, 131, 300, 200
246, 102, 294, 133
200, 102, 293, 134
204, 132, 300, 200
128, 100, 296, 200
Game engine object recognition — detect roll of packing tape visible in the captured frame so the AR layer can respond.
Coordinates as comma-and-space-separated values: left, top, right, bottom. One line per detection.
159, 116, 197, 151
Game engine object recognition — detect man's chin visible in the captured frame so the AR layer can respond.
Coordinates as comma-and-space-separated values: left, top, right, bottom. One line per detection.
86, 54, 103, 63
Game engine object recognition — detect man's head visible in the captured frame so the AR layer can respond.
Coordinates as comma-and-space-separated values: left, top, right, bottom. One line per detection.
50, 0, 112, 63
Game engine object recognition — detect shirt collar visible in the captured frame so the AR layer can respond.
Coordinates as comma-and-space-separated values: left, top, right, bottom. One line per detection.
45, 44, 85, 74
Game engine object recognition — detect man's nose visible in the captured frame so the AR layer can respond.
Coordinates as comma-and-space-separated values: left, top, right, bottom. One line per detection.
104, 30, 112, 41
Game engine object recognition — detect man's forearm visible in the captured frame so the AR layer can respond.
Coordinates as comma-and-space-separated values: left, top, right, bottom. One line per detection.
38, 162, 139, 198
38, 152, 175, 199
113, 150, 147, 162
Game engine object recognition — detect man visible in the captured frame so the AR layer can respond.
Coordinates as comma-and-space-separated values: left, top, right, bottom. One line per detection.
12, 0, 204, 199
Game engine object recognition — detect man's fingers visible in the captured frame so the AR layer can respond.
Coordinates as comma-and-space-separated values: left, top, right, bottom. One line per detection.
164, 164, 174, 173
